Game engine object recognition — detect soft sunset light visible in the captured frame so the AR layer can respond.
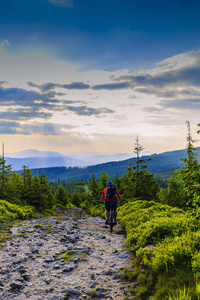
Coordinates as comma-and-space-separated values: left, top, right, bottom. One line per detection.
1, 0, 200, 154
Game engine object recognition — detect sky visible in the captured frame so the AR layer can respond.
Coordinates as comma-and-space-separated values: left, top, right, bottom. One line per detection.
1, 0, 200, 155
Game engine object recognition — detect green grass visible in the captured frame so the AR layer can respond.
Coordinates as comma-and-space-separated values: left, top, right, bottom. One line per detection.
117, 200, 200, 299
0, 200, 34, 248
59, 250, 89, 264
36, 254, 45, 258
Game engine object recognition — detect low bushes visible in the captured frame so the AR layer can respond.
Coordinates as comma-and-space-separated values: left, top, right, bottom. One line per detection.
118, 200, 200, 299
0, 199, 34, 224
86, 204, 105, 218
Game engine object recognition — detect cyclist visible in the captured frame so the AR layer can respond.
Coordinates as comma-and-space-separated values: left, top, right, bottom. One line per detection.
101, 181, 122, 225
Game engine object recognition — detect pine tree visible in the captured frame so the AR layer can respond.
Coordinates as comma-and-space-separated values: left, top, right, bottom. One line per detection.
84, 173, 100, 207
21, 165, 33, 204
5, 172, 23, 205
99, 170, 109, 192
122, 144, 159, 202
0, 156, 12, 200
55, 184, 70, 208
177, 121, 200, 208
134, 135, 144, 177
89, 173, 100, 199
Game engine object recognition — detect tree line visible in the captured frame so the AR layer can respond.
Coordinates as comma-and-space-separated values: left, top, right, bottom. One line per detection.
1, 121, 200, 217
2, 121, 200, 298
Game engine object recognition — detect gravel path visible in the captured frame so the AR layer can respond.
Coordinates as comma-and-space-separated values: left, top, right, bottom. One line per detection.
0, 208, 130, 300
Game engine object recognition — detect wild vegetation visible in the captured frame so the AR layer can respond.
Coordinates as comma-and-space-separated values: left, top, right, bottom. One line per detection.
27, 147, 200, 184
2, 121, 200, 299
116, 122, 200, 299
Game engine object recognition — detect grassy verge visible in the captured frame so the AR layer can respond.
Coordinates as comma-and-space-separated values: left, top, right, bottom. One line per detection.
118, 200, 200, 299
0, 199, 34, 248
59, 250, 89, 263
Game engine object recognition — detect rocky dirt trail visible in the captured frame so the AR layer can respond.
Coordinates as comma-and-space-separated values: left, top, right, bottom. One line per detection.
0, 208, 131, 300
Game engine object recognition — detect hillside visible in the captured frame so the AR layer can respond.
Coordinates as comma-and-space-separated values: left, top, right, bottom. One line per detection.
5, 151, 135, 170
21, 147, 200, 182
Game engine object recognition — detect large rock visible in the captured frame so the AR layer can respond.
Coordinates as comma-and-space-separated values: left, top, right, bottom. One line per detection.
91, 287, 109, 298
10, 281, 23, 290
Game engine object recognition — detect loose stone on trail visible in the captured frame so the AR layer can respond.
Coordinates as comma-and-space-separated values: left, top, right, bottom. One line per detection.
0, 207, 130, 299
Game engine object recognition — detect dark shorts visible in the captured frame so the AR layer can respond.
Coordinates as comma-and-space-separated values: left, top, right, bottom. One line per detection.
104, 201, 118, 211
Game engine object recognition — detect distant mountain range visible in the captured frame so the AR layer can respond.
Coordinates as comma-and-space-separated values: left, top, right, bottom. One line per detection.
15, 147, 200, 183
5, 149, 141, 171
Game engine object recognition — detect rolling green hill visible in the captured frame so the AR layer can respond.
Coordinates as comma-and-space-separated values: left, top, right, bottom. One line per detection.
21, 147, 200, 183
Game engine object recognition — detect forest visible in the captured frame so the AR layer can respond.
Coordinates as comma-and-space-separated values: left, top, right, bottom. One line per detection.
1, 121, 200, 299
25, 147, 195, 183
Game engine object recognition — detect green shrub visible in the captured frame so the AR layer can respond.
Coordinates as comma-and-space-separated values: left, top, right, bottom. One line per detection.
0, 200, 34, 225
117, 200, 200, 299
87, 204, 105, 218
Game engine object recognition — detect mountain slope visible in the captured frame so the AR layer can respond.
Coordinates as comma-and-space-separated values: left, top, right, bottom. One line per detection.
22, 147, 199, 182
5, 151, 135, 170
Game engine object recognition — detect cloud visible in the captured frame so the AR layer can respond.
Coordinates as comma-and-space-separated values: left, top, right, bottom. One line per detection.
144, 107, 163, 113
0, 86, 63, 121
0, 121, 23, 135
160, 98, 200, 111
0, 85, 114, 122
25, 122, 75, 135
66, 105, 115, 116
0, 87, 59, 104
0, 81, 8, 87
0, 120, 75, 135
0, 40, 10, 48
92, 82, 130, 90
26, 52, 200, 97
0, 108, 53, 121
27, 81, 90, 92
144, 98, 200, 115
134, 87, 176, 98
114, 55, 200, 92
48, 0, 74, 8
62, 82, 90, 90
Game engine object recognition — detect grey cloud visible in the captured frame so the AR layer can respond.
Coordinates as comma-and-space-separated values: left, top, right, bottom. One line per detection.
144, 107, 162, 113
63, 82, 90, 90
116, 65, 200, 90
27, 53, 200, 96
48, 0, 74, 7
160, 98, 200, 110
42, 91, 66, 98
27, 81, 90, 92
0, 121, 75, 135
137, 87, 200, 100
0, 40, 10, 48
26, 122, 75, 135
0, 87, 60, 105
0, 108, 53, 121
0, 121, 24, 135
66, 105, 115, 116
143, 115, 181, 126
92, 82, 130, 90
0, 85, 114, 121
135, 88, 176, 98
145, 98, 200, 114
63, 100, 82, 104
0, 87, 63, 121
0, 81, 8, 87
178, 89, 200, 96
27, 82, 57, 92
128, 95, 138, 100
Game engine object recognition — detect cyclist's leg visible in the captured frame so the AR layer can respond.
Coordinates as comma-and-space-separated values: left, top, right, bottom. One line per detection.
113, 209, 117, 222
104, 201, 111, 224
106, 209, 109, 220
112, 201, 118, 224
